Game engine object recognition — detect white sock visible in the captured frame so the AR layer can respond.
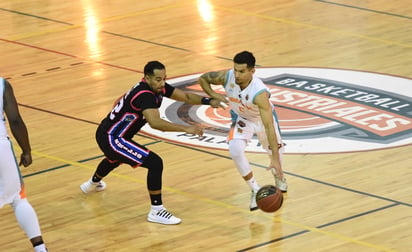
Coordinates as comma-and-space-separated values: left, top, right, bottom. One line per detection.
151, 205, 164, 211
34, 243, 47, 252
247, 177, 260, 192
11, 198, 42, 239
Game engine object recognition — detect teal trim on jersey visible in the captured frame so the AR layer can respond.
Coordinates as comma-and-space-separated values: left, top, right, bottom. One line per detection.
272, 110, 282, 134
0, 77, 4, 100
1, 78, 24, 185
251, 89, 282, 133
0, 78, 5, 123
252, 88, 282, 134
223, 70, 231, 88
8, 138, 25, 185
230, 109, 237, 123
252, 89, 270, 103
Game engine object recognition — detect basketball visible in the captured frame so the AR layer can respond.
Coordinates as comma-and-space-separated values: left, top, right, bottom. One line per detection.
256, 185, 284, 213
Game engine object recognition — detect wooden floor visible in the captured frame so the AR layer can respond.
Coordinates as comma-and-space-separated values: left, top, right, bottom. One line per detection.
1, 1, 411, 251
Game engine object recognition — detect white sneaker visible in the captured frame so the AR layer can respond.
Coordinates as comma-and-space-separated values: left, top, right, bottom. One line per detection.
250, 190, 259, 211
271, 169, 288, 192
147, 208, 181, 225
80, 180, 106, 193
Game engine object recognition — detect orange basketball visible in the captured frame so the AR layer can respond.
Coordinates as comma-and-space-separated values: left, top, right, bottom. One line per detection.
256, 185, 284, 213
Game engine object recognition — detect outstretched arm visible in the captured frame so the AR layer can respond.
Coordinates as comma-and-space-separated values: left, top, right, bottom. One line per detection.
3, 79, 32, 167
198, 70, 228, 103
143, 108, 204, 136
169, 84, 227, 109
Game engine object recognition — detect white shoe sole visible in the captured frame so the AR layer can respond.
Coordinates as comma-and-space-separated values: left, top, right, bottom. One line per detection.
147, 216, 181, 225
80, 181, 106, 194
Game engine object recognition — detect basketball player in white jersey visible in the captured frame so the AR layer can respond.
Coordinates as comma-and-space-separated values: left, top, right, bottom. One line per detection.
0, 77, 47, 251
199, 51, 287, 211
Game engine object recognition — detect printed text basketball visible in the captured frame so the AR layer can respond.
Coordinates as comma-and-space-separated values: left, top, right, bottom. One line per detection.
256, 185, 283, 213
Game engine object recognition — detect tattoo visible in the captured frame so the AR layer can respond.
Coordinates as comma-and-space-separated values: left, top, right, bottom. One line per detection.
203, 71, 225, 84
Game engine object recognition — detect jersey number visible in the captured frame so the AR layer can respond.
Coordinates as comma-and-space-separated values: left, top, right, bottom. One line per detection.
109, 97, 124, 120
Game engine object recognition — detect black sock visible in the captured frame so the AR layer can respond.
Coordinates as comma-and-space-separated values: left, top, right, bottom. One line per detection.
150, 194, 162, 205
92, 174, 100, 183
92, 158, 119, 182
32, 240, 44, 247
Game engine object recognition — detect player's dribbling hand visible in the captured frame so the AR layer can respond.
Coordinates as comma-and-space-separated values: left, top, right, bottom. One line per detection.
268, 159, 283, 179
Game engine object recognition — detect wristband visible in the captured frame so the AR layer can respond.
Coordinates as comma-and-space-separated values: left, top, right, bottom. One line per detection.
201, 97, 212, 105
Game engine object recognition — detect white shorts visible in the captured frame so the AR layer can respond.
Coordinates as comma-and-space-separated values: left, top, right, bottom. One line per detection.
0, 138, 25, 208
228, 117, 284, 155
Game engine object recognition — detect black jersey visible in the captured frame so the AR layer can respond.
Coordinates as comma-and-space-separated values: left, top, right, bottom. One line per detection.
99, 80, 175, 139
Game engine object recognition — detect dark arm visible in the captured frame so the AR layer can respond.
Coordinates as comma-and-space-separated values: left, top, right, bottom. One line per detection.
3, 79, 32, 167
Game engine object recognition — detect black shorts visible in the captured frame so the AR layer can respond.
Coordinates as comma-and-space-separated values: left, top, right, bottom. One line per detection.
96, 125, 150, 167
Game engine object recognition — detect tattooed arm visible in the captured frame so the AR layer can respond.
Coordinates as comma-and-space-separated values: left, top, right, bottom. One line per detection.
198, 70, 228, 102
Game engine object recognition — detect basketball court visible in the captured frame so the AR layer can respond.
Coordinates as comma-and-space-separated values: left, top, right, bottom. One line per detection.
0, 1, 411, 251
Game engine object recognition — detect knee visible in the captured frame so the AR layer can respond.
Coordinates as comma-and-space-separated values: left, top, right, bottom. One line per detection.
143, 152, 163, 172
229, 140, 245, 158
229, 146, 239, 158
10, 197, 28, 211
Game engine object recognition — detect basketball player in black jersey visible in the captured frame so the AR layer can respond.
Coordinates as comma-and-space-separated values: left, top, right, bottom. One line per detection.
80, 61, 225, 225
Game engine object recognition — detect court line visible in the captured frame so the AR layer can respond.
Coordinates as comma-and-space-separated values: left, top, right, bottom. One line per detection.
19, 103, 99, 125
0, 7, 73, 25
28, 148, 411, 207
0, 4, 182, 40
1, 3, 203, 56
17, 83, 408, 250
1, 4, 228, 66
19, 102, 410, 208
23, 143, 160, 178
313, 0, 412, 20
1, 4, 406, 252
214, 5, 412, 49
7, 62, 85, 80
239, 202, 399, 251
17, 103, 159, 144
28, 149, 397, 252
4, 2, 408, 246
0, 38, 142, 74
2, 2, 410, 65
2, 8, 198, 54
173, 143, 412, 207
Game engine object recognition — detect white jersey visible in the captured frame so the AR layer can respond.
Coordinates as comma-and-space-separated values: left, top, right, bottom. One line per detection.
0, 78, 7, 139
0, 77, 23, 208
224, 69, 283, 149
224, 69, 275, 122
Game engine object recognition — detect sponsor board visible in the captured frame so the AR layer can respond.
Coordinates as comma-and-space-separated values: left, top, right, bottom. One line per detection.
141, 67, 412, 154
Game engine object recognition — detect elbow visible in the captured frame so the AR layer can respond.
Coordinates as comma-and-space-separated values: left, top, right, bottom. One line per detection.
148, 121, 160, 130
198, 75, 207, 86
9, 118, 24, 128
